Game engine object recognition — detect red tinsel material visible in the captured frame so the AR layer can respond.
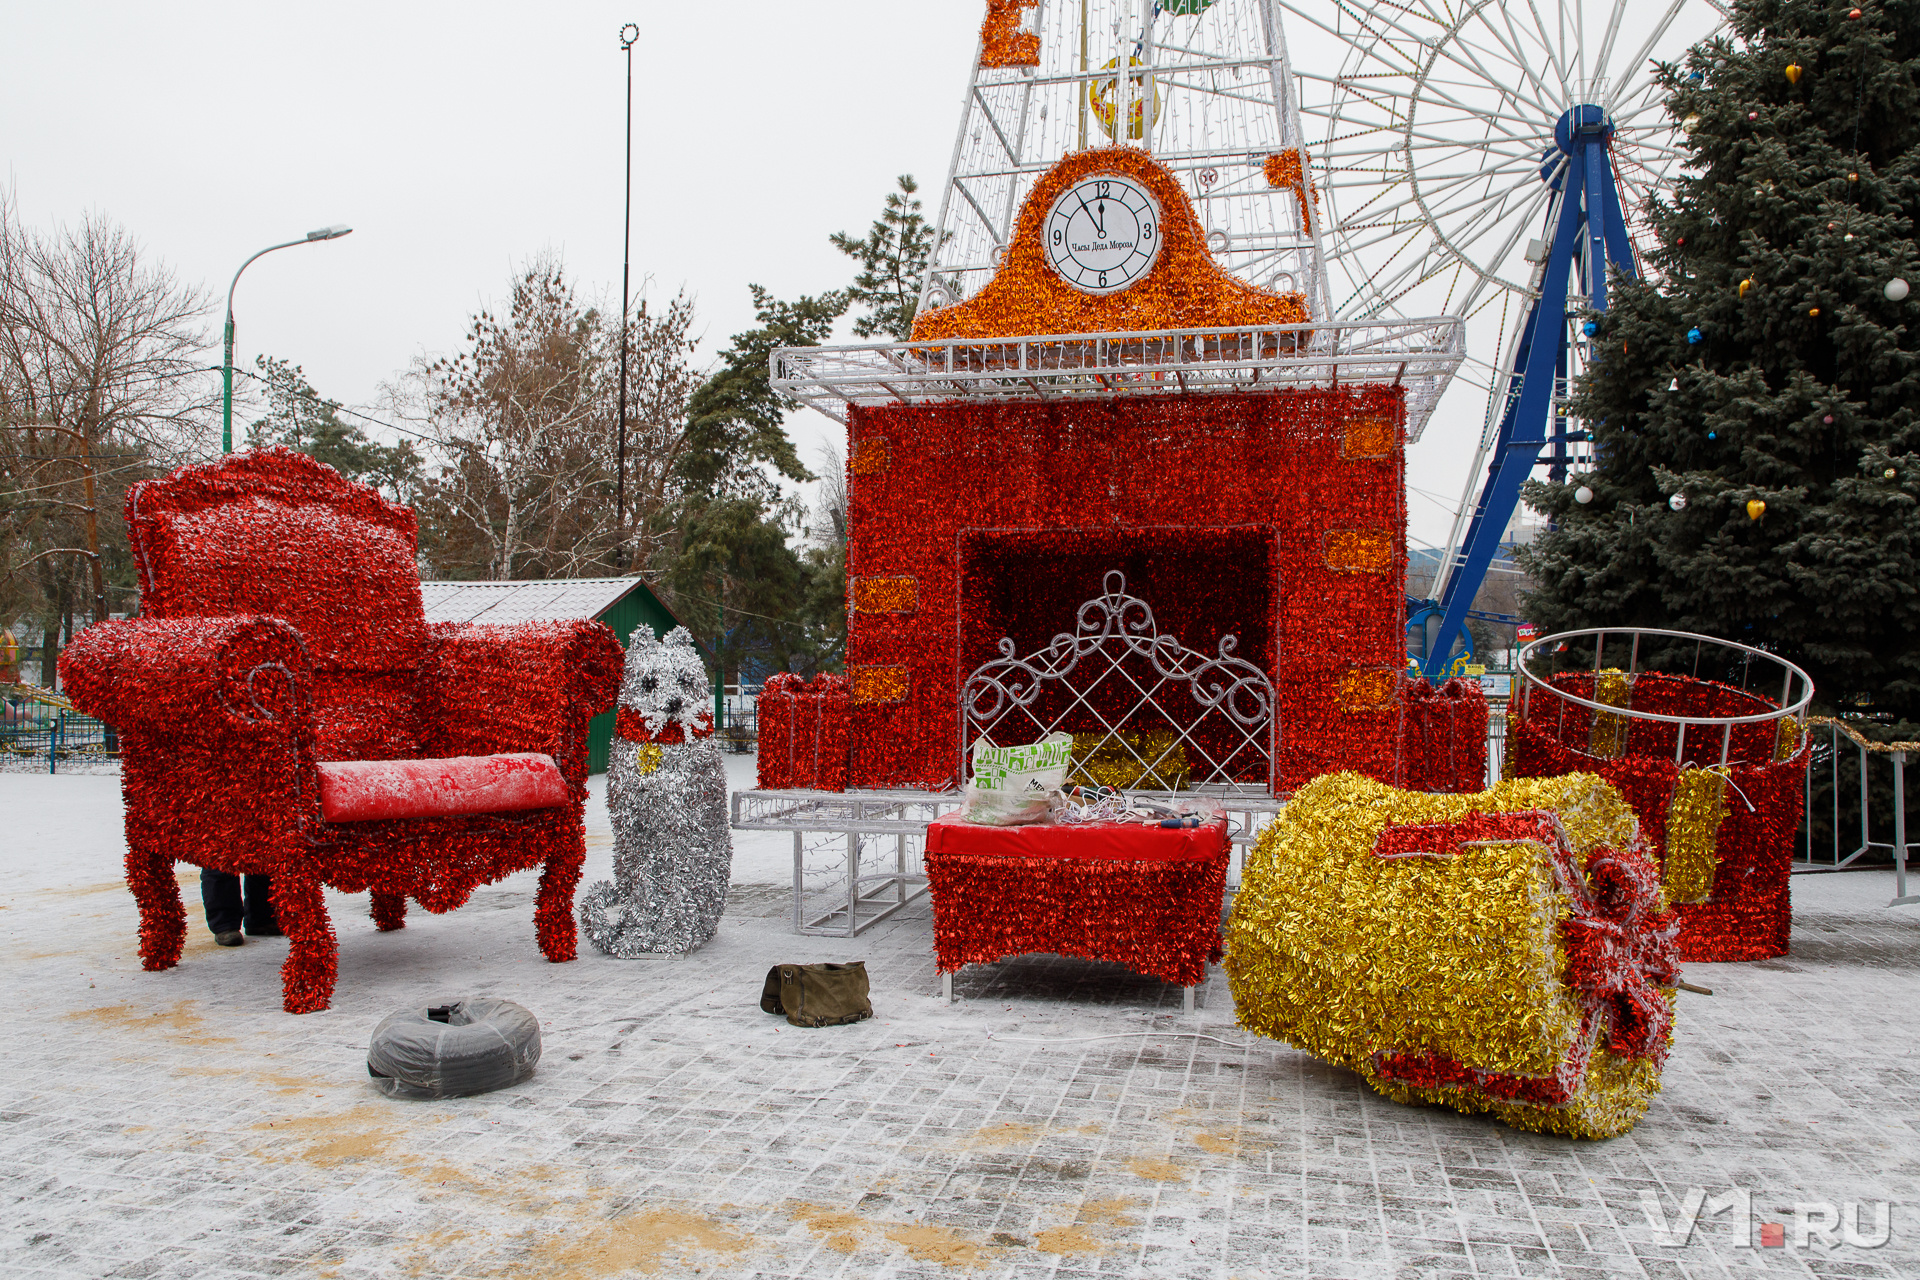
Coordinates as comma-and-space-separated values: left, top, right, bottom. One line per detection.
615, 706, 714, 745
844, 389, 1417, 792
756, 672, 851, 791
1368, 811, 1679, 1104
58, 448, 622, 1013
1398, 677, 1490, 793
923, 817, 1232, 987
1507, 670, 1809, 961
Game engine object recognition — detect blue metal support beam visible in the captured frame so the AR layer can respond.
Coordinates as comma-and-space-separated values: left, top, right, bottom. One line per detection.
1418, 104, 1638, 681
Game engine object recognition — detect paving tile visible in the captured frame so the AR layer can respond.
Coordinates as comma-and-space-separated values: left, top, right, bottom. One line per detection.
2, 772, 1918, 1278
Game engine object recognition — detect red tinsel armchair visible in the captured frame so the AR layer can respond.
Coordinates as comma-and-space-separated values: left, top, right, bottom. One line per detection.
59, 448, 622, 1013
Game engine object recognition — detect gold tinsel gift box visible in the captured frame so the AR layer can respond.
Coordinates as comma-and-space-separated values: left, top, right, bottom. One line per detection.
1067, 731, 1189, 791
1226, 772, 1682, 1139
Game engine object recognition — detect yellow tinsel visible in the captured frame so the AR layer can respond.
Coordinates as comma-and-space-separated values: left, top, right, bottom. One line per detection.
1068, 731, 1188, 790
1588, 668, 1632, 758
1226, 771, 1671, 1139
1661, 768, 1729, 905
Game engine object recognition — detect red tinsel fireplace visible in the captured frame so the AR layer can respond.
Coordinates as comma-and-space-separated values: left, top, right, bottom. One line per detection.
843, 386, 1415, 793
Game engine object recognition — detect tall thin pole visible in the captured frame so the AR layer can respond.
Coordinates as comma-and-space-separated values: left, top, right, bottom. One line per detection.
616, 23, 639, 569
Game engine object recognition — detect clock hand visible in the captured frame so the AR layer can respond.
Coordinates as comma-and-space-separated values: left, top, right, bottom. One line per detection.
1073, 190, 1100, 238
1095, 200, 1108, 239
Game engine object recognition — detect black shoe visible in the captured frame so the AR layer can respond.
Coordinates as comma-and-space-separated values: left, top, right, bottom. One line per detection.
244, 925, 284, 938
214, 931, 245, 947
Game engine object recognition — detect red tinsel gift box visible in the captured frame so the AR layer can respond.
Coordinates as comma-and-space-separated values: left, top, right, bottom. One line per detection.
1506, 670, 1809, 962
1399, 677, 1491, 793
923, 813, 1231, 988
756, 672, 852, 791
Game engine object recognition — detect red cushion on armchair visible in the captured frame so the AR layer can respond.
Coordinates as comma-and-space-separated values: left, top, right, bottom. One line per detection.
317, 753, 568, 823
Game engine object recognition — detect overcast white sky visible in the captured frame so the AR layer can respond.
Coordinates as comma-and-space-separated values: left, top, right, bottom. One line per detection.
4, 2, 1715, 555
5, 1, 982, 492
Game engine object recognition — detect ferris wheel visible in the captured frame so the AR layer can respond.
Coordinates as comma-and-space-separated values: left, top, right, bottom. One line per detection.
1277, 0, 1729, 674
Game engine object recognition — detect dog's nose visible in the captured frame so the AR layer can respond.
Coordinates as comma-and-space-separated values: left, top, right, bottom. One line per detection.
665, 697, 684, 716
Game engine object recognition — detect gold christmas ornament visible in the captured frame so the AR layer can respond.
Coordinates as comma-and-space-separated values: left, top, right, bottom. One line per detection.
1682, 113, 1702, 133
1809, 306, 1822, 317
1747, 499, 1767, 520
1886, 468, 1898, 480
1784, 64, 1803, 85
1738, 278, 1753, 298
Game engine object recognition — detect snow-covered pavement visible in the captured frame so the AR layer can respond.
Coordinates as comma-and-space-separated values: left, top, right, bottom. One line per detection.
2, 765, 1918, 1278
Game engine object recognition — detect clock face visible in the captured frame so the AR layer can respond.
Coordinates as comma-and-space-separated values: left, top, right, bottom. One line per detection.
1043, 174, 1163, 294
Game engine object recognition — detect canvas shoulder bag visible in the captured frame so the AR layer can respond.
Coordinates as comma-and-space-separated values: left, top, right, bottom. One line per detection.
759, 961, 873, 1028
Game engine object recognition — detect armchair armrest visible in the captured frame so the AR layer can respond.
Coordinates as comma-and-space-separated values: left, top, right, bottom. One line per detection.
60, 615, 314, 739
423, 620, 623, 787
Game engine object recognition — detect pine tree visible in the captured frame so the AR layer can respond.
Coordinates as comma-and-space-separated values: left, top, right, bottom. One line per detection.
830, 175, 931, 341
1520, 0, 1920, 724
246, 356, 420, 501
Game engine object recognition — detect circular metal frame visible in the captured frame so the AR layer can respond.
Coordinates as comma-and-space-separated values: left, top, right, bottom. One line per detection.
1516, 627, 1814, 727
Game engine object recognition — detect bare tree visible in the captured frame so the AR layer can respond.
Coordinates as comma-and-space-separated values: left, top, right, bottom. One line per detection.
393, 261, 697, 582
0, 196, 211, 681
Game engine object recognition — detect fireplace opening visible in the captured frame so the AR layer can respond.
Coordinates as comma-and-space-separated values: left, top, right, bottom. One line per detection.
957, 526, 1280, 790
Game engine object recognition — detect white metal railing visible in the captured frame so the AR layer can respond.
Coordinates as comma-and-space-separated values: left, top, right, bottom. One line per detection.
770, 316, 1465, 441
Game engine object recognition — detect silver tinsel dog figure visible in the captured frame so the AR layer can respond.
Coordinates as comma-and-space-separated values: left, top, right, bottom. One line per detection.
580, 626, 733, 956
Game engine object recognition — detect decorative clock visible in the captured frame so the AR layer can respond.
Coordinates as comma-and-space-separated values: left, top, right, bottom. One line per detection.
1041, 173, 1162, 294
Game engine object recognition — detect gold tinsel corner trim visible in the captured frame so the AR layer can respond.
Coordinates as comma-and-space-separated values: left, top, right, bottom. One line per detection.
1337, 666, 1398, 712
1661, 767, 1729, 906
850, 665, 910, 705
1342, 411, 1397, 460
1323, 528, 1394, 574
1588, 668, 1632, 759
980, 0, 1040, 68
1263, 149, 1320, 232
851, 576, 918, 615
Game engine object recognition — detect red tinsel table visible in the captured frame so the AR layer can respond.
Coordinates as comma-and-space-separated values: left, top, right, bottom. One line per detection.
923, 813, 1231, 997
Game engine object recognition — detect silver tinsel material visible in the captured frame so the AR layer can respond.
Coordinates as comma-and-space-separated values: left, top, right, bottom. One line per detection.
579, 627, 733, 957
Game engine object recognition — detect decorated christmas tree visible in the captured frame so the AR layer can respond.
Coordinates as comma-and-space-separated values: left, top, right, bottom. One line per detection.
1521, 0, 1920, 724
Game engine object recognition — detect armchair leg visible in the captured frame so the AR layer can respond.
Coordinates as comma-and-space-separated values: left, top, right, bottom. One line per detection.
272, 873, 339, 1014
370, 891, 408, 932
534, 824, 584, 963
124, 837, 185, 972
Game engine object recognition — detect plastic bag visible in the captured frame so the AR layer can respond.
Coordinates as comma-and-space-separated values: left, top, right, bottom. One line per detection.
960, 733, 1073, 826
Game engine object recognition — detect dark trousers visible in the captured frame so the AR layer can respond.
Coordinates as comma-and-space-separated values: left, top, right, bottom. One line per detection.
201, 870, 279, 935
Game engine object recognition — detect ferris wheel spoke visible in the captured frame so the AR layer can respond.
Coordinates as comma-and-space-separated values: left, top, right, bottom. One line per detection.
1512, 0, 1573, 97
1421, 40, 1561, 129
1604, 1, 1695, 115
1590, 0, 1632, 88
1444, 8, 1566, 120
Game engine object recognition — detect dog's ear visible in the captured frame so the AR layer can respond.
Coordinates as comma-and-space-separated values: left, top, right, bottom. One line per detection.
663, 625, 695, 651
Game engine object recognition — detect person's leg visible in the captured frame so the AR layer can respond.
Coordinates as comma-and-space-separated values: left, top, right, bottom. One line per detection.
201, 870, 245, 944
242, 875, 281, 936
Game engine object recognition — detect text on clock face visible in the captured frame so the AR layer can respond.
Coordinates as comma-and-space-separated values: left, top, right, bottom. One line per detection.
1044, 176, 1163, 293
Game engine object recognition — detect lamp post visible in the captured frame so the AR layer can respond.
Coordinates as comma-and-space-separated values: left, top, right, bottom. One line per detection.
615, 22, 639, 568
222, 225, 354, 454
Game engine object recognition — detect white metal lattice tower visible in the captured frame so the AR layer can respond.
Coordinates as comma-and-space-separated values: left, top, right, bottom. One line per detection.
922, 0, 1335, 333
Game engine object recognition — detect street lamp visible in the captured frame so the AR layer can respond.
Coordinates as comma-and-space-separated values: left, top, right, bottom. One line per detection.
222, 224, 354, 453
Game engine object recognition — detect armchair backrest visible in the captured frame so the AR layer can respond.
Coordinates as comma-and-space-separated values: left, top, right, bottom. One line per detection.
127, 448, 428, 760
